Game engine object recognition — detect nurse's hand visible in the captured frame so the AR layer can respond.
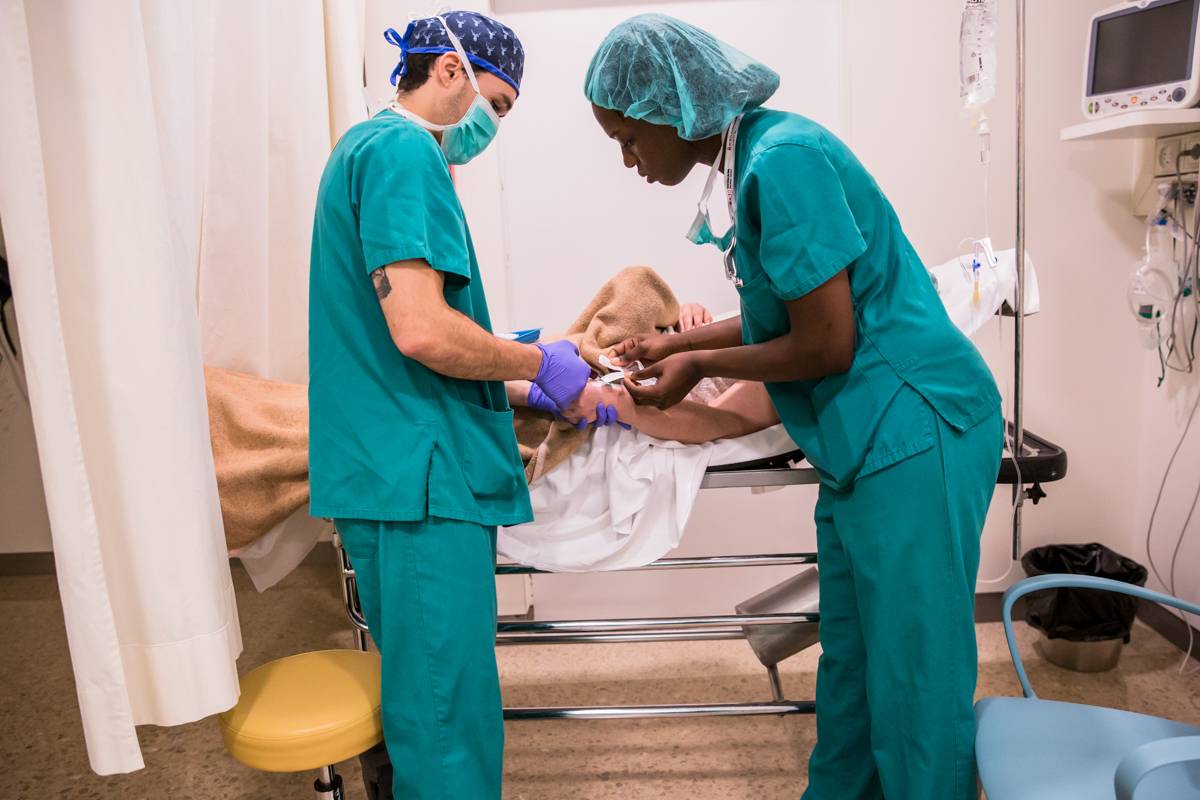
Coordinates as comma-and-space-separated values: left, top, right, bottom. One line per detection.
608, 333, 679, 367
626, 352, 704, 409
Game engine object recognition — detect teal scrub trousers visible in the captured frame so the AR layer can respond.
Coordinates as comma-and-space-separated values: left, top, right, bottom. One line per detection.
336, 516, 504, 799
803, 406, 1004, 800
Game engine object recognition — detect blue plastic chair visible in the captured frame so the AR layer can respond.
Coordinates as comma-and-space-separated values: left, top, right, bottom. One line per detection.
976, 574, 1200, 799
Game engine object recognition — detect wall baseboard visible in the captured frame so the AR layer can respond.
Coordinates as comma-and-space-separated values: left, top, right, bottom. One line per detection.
976, 590, 1199, 665
1136, 596, 1200, 662
2, 556, 1193, 663
0, 551, 55, 576
975, 591, 1022, 623
0, 544, 340, 578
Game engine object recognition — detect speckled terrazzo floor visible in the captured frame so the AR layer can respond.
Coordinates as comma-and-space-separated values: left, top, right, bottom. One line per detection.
2, 558, 1197, 800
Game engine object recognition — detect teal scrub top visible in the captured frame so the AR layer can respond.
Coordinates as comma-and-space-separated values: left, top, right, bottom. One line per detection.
307, 110, 533, 526
731, 109, 1001, 489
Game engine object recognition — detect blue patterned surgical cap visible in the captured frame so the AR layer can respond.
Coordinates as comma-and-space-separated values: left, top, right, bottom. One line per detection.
385, 10, 525, 95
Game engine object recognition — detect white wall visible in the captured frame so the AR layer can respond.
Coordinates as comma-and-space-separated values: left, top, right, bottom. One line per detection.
845, 0, 1148, 596
1018, 2, 1200, 626
493, 0, 845, 333
1132, 306, 1200, 627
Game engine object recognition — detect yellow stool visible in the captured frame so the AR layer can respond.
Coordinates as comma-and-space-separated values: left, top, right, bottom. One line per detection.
219, 649, 383, 799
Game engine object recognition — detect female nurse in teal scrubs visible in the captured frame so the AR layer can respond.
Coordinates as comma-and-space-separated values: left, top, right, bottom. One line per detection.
586, 15, 1003, 800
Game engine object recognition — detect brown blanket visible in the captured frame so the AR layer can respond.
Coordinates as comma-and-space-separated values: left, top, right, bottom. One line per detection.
204, 365, 309, 551
205, 266, 679, 547
516, 266, 679, 481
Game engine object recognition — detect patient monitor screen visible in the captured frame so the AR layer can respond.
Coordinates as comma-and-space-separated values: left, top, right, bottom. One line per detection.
1091, 0, 1197, 94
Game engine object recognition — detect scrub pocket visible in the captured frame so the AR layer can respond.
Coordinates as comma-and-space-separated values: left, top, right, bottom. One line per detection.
459, 403, 525, 504
855, 382, 936, 480
428, 403, 525, 519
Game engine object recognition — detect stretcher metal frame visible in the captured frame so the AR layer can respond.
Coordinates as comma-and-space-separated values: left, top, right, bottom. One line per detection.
335, 2, 1048, 724
332, 462, 825, 721
333, 427, 1064, 722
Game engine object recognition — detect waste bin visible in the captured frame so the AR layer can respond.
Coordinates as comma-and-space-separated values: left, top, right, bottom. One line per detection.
1020, 543, 1148, 672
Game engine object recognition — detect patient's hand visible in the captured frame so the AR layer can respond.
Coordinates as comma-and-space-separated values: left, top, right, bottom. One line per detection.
676, 303, 714, 332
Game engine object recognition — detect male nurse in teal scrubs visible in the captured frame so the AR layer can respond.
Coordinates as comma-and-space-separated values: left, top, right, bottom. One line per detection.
588, 15, 1004, 800
308, 12, 596, 799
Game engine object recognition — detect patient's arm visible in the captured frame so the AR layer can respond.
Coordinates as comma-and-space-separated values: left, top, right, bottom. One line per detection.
567, 380, 779, 444
506, 381, 533, 408
508, 380, 601, 428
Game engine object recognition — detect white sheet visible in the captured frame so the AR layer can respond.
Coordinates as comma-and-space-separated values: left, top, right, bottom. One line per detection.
497, 423, 802, 572
498, 425, 716, 572
929, 247, 1040, 337
709, 423, 800, 467
236, 512, 332, 592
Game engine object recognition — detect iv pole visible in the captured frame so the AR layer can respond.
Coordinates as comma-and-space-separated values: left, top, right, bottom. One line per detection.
1012, 0, 1027, 560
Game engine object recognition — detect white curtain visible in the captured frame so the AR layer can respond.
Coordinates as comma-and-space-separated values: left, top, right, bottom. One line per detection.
0, 0, 365, 774
200, 0, 366, 590
0, 0, 238, 774
200, 0, 365, 380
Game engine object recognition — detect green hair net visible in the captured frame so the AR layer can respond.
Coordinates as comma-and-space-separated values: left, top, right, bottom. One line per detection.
583, 14, 780, 141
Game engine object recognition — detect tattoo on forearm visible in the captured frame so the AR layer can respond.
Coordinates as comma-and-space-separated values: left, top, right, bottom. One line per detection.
371, 268, 392, 300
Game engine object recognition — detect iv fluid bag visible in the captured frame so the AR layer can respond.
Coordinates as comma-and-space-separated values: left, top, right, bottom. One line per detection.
961, 0, 997, 110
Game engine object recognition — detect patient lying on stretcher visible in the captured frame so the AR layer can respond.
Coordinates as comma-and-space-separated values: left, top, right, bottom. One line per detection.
508, 302, 781, 445
497, 299, 787, 572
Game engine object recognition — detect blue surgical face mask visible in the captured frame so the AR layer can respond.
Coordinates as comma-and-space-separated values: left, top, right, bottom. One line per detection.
389, 16, 501, 165
686, 209, 735, 251
439, 93, 500, 165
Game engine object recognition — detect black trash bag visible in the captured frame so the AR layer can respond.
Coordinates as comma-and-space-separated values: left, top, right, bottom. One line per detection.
1021, 543, 1148, 643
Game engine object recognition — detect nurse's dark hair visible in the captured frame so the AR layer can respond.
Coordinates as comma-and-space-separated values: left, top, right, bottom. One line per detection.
396, 53, 440, 93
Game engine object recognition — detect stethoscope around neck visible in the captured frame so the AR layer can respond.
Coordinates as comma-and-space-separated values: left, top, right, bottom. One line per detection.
723, 246, 741, 288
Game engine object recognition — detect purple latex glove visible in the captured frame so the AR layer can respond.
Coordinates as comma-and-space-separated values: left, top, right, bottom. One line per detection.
578, 403, 631, 430
594, 403, 630, 429
533, 341, 590, 410
572, 404, 609, 430
526, 383, 561, 415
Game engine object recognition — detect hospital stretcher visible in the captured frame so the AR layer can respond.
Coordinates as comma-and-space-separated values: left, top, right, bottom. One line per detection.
331, 424, 1066, 722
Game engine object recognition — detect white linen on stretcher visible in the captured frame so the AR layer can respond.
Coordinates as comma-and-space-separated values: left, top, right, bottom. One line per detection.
496, 424, 798, 572
928, 247, 1040, 337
